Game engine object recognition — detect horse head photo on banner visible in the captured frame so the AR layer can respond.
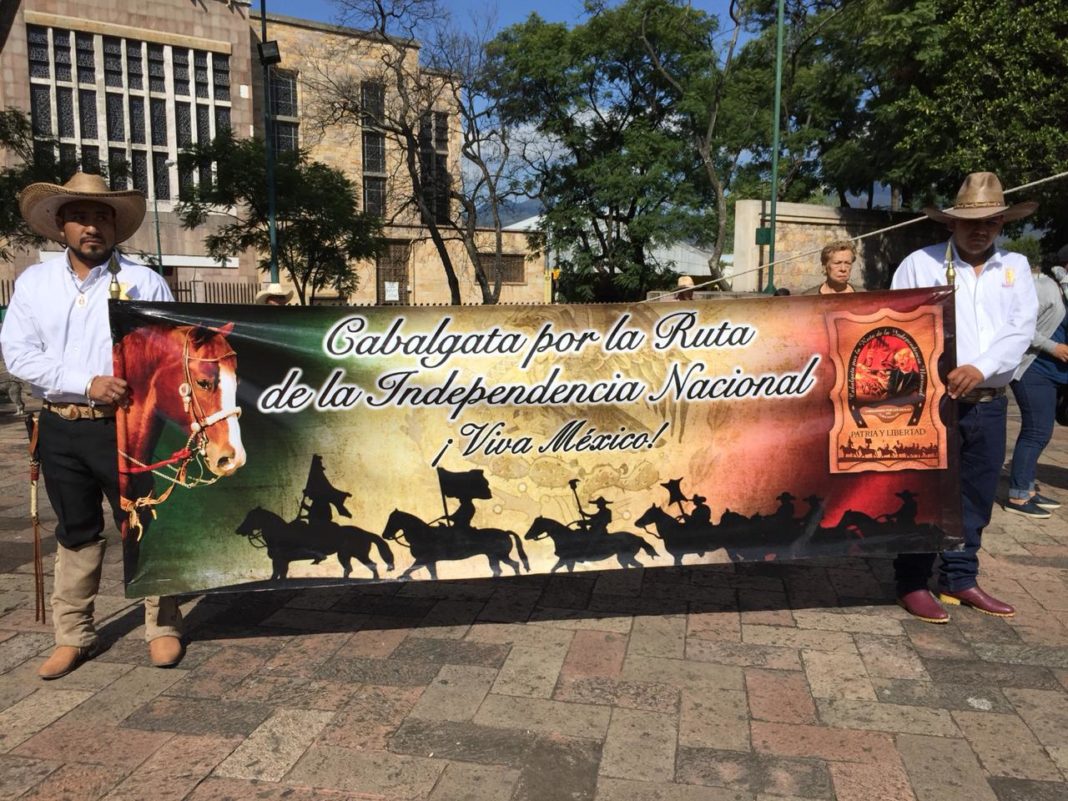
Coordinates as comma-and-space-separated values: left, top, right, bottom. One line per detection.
115, 322, 246, 541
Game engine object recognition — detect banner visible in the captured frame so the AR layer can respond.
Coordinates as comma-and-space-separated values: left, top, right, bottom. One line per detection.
111, 289, 962, 597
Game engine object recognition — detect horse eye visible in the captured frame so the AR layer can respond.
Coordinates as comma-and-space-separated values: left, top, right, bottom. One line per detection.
196, 379, 214, 390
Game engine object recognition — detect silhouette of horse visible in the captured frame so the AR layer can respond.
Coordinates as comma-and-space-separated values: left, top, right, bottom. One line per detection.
236, 507, 395, 581
523, 516, 657, 572
381, 509, 529, 580
834, 509, 942, 552
634, 505, 723, 565
115, 323, 247, 566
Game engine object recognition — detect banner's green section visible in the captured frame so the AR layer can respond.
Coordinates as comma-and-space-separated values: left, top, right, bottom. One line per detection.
112, 290, 961, 597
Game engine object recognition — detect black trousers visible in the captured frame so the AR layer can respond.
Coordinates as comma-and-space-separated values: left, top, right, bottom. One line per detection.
37, 411, 124, 549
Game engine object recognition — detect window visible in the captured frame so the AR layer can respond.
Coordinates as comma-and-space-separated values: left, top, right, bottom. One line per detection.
26, 26, 231, 198
362, 131, 385, 174
364, 176, 386, 217
361, 81, 384, 126
269, 68, 299, 152
376, 241, 410, 305
479, 253, 527, 284
434, 111, 448, 152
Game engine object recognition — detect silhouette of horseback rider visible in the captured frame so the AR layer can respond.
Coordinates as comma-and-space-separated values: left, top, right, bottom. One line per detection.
687, 494, 712, 526
773, 491, 797, 523
300, 454, 352, 524
885, 489, 918, 529
437, 467, 492, 533
578, 497, 613, 537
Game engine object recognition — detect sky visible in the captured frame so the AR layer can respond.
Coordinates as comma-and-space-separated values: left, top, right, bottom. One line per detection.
267, 0, 734, 33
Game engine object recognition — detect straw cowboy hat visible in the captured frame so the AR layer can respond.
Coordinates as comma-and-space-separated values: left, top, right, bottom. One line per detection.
18, 172, 146, 244
923, 172, 1037, 223
676, 275, 695, 289
254, 282, 294, 305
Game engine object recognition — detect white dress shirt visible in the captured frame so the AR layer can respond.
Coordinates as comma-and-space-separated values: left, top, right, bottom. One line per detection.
0, 250, 173, 403
891, 240, 1038, 387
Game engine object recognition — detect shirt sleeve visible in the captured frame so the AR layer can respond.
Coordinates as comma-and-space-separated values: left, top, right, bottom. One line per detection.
972, 260, 1040, 380
890, 254, 918, 290
0, 278, 94, 397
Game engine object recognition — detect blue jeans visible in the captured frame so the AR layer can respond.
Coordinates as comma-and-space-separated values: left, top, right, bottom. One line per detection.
1009, 367, 1059, 500
895, 396, 1007, 593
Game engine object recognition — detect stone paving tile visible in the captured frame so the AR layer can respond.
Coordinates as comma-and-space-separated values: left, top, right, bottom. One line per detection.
987, 778, 1068, 801
628, 614, 687, 659
685, 609, 741, 642
554, 676, 679, 714
922, 657, 1064, 690
621, 654, 744, 691
222, 673, 358, 710
410, 600, 486, 639
599, 708, 676, 782
478, 587, 542, 623
742, 625, 856, 653
314, 655, 441, 686
537, 575, 596, 610
594, 776, 751, 801
751, 721, 899, 765
0, 689, 92, 752
390, 636, 510, 668
12, 719, 173, 769
215, 707, 335, 781
1002, 688, 1068, 748
429, 761, 520, 801
390, 718, 537, 765
802, 649, 876, 700
674, 747, 832, 798
121, 696, 270, 737
679, 689, 749, 751
319, 684, 424, 752
0, 632, 52, 674
513, 735, 601, 801
491, 629, 572, 698
895, 733, 998, 801
829, 760, 916, 801
525, 610, 633, 634
855, 634, 929, 680
871, 678, 1015, 714
561, 630, 627, 679
684, 639, 802, 670
792, 610, 905, 636
409, 664, 496, 722
902, 620, 977, 660
286, 744, 446, 797
260, 631, 354, 677
473, 694, 611, 740
100, 734, 242, 801
816, 697, 959, 736
0, 754, 58, 801
15, 762, 127, 801
329, 625, 409, 660
63, 665, 186, 724
972, 642, 1068, 669
951, 710, 1063, 781
745, 668, 817, 724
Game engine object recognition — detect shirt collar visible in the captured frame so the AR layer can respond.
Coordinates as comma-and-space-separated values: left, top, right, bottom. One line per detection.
65, 248, 119, 279
949, 240, 1003, 272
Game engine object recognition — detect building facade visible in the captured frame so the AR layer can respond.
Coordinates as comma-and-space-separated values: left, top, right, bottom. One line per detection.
0, 0, 543, 304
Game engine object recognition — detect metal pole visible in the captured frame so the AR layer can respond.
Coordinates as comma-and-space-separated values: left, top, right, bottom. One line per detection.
261, 0, 280, 284
153, 193, 163, 274
766, 0, 786, 294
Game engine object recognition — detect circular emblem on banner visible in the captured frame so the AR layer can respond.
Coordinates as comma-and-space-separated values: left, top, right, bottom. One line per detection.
847, 327, 926, 427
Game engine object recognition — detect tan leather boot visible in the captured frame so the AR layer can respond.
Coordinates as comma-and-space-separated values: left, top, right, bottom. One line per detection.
41, 538, 106, 679
144, 596, 184, 668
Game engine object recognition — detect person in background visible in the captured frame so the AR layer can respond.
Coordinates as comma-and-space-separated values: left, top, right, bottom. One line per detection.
803, 240, 859, 295
890, 171, 1038, 624
1, 173, 184, 678
1005, 253, 1068, 518
255, 282, 294, 306
674, 275, 695, 301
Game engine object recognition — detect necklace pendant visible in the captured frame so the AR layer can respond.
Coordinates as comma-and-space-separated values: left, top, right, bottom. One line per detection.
76, 293, 87, 308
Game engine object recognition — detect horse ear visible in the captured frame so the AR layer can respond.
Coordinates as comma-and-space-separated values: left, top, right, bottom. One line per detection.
215, 322, 235, 336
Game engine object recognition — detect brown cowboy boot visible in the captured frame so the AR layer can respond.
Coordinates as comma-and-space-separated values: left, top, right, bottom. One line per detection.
40, 538, 106, 679
144, 596, 185, 668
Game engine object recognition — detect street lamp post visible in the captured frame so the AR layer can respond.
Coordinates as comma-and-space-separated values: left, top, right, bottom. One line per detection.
258, 0, 281, 284
765, 0, 786, 294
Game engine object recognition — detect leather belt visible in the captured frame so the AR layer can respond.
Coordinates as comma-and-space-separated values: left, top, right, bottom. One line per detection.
43, 401, 117, 420
958, 386, 1006, 404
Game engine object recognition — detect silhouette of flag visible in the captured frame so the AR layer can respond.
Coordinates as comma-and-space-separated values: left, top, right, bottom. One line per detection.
660, 478, 688, 505
437, 468, 492, 500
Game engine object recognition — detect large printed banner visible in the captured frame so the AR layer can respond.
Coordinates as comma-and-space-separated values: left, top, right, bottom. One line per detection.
112, 289, 962, 597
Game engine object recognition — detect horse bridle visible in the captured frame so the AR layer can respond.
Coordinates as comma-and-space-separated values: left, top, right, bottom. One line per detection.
179, 328, 242, 444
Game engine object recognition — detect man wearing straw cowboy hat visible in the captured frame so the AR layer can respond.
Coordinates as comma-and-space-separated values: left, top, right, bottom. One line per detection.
255, 281, 294, 306
0, 172, 184, 677
891, 172, 1038, 624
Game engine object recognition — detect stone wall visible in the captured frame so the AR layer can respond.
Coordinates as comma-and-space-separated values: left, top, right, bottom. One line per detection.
731, 199, 945, 293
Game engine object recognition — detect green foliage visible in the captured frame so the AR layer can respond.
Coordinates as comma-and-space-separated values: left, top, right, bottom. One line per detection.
175, 131, 382, 304
1001, 235, 1042, 266
486, 0, 724, 301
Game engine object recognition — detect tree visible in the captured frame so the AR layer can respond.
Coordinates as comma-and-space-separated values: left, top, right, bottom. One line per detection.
297, 0, 527, 305
486, 0, 719, 301
175, 131, 381, 305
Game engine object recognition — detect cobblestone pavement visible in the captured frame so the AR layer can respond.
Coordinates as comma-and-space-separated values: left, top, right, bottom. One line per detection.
1, 397, 1066, 801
